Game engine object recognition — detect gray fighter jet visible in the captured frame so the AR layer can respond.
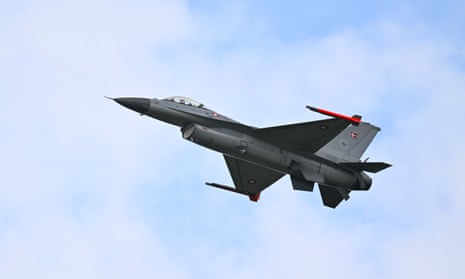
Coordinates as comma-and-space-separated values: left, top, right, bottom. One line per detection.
110, 96, 391, 208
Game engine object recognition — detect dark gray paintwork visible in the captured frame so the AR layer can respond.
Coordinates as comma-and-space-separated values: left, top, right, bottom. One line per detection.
111, 96, 391, 208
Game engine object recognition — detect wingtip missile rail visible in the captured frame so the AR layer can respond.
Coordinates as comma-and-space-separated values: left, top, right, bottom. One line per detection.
306, 105, 362, 126
206, 182, 261, 202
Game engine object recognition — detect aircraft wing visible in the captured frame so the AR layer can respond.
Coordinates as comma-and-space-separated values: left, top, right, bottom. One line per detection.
254, 119, 350, 154
224, 155, 284, 195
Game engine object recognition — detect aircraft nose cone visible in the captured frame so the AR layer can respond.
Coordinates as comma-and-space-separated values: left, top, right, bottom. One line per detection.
114, 97, 151, 114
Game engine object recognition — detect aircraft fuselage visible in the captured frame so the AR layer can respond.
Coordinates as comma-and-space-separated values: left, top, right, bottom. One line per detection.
111, 96, 390, 208
120, 97, 370, 190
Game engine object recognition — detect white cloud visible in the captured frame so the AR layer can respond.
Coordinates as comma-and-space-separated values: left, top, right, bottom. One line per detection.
1, 1, 464, 278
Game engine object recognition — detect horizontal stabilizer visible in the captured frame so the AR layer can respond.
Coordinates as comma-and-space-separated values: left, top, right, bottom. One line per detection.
319, 184, 350, 208
340, 162, 392, 173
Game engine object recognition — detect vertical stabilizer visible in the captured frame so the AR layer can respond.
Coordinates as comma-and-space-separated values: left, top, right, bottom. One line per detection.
316, 122, 380, 162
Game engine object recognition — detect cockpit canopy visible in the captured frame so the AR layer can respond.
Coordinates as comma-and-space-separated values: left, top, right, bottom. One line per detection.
163, 96, 205, 108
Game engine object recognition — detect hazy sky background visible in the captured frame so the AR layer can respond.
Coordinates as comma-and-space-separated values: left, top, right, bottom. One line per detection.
1, 0, 464, 278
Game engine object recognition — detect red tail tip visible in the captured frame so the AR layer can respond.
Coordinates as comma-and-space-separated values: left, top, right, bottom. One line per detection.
307, 105, 362, 125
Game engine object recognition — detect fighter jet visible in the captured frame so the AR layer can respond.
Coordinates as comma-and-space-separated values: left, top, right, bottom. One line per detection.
110, 96, 391, 208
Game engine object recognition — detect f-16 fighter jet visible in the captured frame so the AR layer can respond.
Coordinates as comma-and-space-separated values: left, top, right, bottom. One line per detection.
110, 96, 391, 208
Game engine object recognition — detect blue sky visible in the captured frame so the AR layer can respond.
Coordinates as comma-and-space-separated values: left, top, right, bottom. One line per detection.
1, 0, 464, 278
